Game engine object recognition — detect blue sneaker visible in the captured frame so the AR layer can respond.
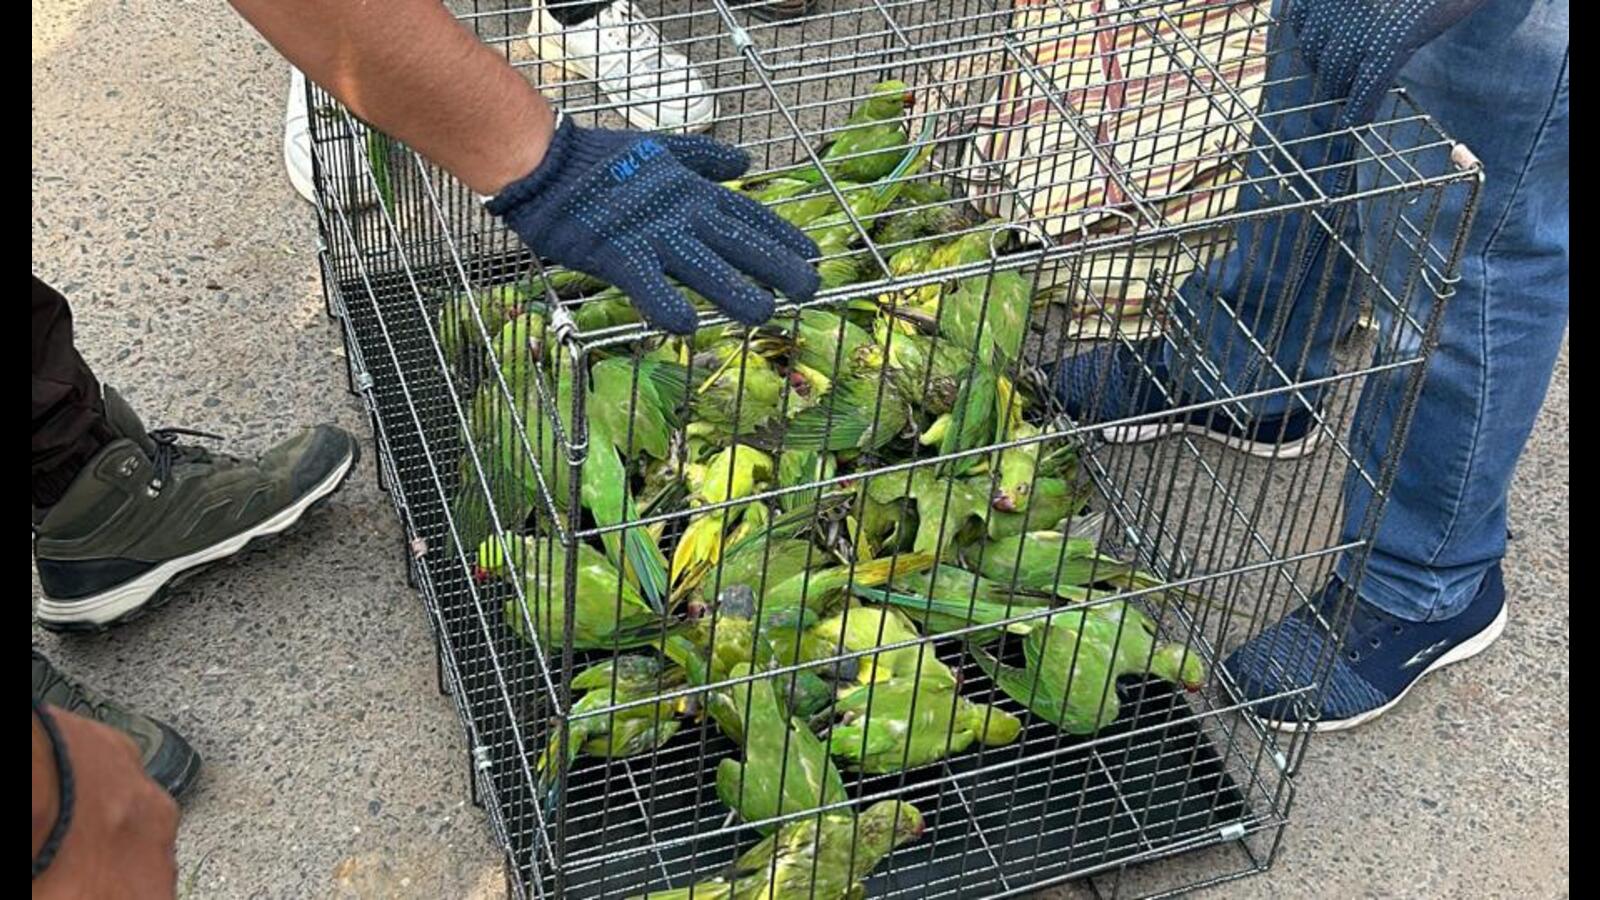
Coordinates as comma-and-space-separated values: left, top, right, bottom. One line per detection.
1223, 565, 1508, 732
1042, 341, 1323, 459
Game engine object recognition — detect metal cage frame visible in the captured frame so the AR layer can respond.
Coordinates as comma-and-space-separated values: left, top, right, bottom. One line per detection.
306, 1, 1481, 897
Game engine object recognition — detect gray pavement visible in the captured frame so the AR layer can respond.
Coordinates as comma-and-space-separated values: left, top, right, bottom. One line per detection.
33, 1, 1567, 897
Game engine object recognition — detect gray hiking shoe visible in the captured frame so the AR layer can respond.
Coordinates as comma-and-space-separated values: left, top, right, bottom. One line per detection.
32, 648, 202, 798
33, 387, 358, 631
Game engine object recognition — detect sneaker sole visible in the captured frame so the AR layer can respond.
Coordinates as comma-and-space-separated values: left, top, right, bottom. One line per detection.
1102, 419, 1323, 460
533, 36, 716, 133
35, 447, 359, 632
1264, 602, 1508, 734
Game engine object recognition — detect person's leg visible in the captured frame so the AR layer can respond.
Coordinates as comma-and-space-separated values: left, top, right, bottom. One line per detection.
527, 0, 716, 132
1224, 0, 1567, 730
1163, 15, 1365, 423
1337, 0, 1569, 621
32, 276, 115, 511
1044, 17, 1367, 457
30, 282, 361, 631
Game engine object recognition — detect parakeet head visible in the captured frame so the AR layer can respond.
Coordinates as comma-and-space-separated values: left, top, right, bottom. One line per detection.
473, 535, 524, 583
857, 80, 915, 121
474, 539, 504, 583
1151, 644, 1207, 692
492, 310, 546, 368
852, 341, 886, 373
861, 800, 927, 845
786, 363, 832, 400
991, 481, 1031, 513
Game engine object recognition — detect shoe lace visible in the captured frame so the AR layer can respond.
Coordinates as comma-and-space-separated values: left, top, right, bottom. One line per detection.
1337, 597, 1405, 663
147, 427, 226, 494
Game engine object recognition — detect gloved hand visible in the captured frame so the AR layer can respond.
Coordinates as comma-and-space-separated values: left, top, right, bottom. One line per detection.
489, 116, 821, 335
1283, 0, 1490, 126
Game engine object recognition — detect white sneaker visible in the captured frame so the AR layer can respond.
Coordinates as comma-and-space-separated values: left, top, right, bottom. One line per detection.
284, 68, 318, 205
285, 69, 378, 213
528, 0, 716, 132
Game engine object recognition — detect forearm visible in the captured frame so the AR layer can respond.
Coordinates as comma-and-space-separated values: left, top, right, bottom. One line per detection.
229, 0, 553, 196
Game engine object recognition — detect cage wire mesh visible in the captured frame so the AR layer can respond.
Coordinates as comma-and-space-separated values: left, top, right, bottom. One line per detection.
306, 0, 1481, 897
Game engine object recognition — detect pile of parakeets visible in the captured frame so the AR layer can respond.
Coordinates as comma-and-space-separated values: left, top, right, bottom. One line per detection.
440, 81, 1208, 900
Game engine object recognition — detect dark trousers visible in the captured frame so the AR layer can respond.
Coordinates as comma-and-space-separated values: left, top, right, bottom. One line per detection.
32, 276, 112, 508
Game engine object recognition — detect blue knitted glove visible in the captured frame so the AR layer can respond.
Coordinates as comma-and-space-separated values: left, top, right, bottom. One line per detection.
488, 117, 821, 335
1283, 0, 1489, 126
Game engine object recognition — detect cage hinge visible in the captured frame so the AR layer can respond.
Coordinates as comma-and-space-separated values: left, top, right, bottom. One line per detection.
548, 304, 578, 346
1219, 822, 1247, 842
473, 745, 492, 772
729, 24, 753, 52
353, 371, 374, 392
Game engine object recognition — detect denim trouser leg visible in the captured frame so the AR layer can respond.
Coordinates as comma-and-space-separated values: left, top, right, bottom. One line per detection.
1337, 0, 1569, 621
1169, 0, 1568, 621
1163, 13, 1364, 424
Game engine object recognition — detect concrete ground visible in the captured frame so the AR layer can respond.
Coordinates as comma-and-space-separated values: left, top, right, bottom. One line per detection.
33, 2, 1567, 898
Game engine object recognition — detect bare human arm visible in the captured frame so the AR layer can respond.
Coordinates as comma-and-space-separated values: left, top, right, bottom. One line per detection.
228, 0, 554, 197
225, 0, 820, 334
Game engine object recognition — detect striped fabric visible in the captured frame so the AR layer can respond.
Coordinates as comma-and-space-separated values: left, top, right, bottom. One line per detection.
965, 0, 1270, 337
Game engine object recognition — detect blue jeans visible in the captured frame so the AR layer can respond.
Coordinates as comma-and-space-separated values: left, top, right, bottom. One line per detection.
1170, 0, 1568, 621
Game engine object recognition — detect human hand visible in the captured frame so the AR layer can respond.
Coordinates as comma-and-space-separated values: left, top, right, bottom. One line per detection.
33, 706, 180, 900
1282, 0, 1490, 125
488, 117, 821, 335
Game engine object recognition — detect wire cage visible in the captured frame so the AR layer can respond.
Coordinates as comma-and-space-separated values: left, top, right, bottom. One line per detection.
306, 1, 1481, 897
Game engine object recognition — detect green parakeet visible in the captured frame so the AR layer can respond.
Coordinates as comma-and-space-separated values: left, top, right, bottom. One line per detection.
937, 269, 1032, 367
585, 409, 670, 608
588, 355, 687, 462
711, 536, 823, 605
760, 309, 874, 378
781, 373, 911, 454
662, 585, 834, 741
990, 422, 1041, 514
977, 531, 1159, 595
465, 357, 669, 609
826, 677, 1021, 773
986, 477, 1091, 540
438, 280, 529, 365
714, 663, 849, 834
854, 564, 1054, 642
806, 603, 954, 686
873, 195, 971, 249
759, 551, 936, 619
536, 654, 686, 802
930, 363, 997, 474
671, 444, 775, 588
874, 329, 972, 418
569, 286, 647, 331
910, 470, 992, 560
630, 800, 926, 900
487, 309, 548, 387
787, 80, 915, 186
690, 342, 791, 442
775, 449, 836, 514
972, 601, 1207, 736
481, 536, 679, 653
